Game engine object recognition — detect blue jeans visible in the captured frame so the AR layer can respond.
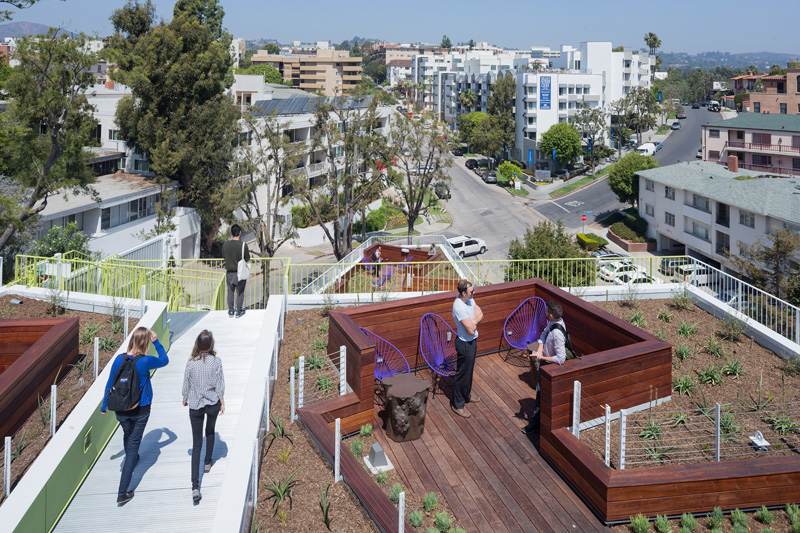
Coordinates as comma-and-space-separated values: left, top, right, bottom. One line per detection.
116, 411, 150, 498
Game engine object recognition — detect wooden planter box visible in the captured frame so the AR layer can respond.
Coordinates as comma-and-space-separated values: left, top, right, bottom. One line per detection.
607, 227, 657, 252
0, 318, 80, 439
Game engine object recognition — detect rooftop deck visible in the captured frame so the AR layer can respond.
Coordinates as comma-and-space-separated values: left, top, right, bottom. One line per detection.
53, 310, 267, 532
375, 353, 610, 533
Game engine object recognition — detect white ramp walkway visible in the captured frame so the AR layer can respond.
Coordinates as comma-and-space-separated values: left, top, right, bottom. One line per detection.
55, 310, 267, 532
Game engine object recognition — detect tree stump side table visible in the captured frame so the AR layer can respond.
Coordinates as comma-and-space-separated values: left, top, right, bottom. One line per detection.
383, 373, 430, 442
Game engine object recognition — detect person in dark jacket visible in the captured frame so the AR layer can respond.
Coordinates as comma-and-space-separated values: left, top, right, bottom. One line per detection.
222, 224, 250, 318
101, 327, 169, 505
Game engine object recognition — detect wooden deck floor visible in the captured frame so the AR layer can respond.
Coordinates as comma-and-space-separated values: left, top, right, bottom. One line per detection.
374, 352, 610, 533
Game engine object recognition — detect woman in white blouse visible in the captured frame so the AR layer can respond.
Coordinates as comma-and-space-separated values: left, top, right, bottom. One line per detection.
182, 330, 225, 503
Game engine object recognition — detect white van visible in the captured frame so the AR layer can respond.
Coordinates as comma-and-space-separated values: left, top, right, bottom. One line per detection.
674, 264, 712, 286
637, 143, 656, 157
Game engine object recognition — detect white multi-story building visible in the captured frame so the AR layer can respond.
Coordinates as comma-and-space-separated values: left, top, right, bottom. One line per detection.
637, 161, 799, 272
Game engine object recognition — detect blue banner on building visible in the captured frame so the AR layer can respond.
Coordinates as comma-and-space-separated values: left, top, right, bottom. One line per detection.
528, 149, 533, 163
539, 76, 551, 110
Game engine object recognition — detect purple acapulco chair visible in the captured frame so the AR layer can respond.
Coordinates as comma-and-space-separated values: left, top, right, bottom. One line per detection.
359, 327, 410, 382
503, 297, 548, 364
419, 313, 458, 397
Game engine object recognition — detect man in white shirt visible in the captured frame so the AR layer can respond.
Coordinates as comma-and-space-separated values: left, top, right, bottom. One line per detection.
451, 279, 484, 418
523, 300, 567, 434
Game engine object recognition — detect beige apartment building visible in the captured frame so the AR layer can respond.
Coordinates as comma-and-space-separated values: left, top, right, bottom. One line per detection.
251, 49, 361, 96
748, 66, 800, 115
701, 114, 800, 177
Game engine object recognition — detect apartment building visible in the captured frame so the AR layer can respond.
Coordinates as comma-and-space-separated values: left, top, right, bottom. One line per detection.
637, 161, 799, 273
701, 114, 800, 177
250, 49, 362, 96
233, 75, 392, 222
730, 73, 765, 95
386, 59, 412, 86
748, 66, 800, 115
371, 42, 443, 65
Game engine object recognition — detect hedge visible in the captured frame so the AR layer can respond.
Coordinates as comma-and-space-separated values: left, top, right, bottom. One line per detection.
576, 232, 609, 251
353, 206, 387, 234
610, 221, 646, 242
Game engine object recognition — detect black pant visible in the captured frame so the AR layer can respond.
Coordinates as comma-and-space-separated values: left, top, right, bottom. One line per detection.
530, 360, 549, 425
453, 338, 477, 409
189, 401, 221, 490
226, 272, 246, 312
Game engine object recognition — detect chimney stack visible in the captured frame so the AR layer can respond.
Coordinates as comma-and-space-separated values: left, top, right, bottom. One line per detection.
727, 155, 738, 173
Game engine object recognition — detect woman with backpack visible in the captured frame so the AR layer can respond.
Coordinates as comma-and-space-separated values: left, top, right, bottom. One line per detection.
182, 330, 225, 503
101, 327, 169, 505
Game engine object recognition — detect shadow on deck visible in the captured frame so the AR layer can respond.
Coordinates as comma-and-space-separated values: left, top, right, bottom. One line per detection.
374, 353, 610, 533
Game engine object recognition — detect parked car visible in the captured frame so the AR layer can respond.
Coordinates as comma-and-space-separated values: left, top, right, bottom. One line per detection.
718, 290, 753, 313
473, 166, 484, 177
676, 111, 687, 119
671, 122, 681, 130
659, 257, 691, 276
696, 147, 703, 159
599, 261, 643, 282
411, 165, 434, 175
433, 182, 451, 200
396, 106, 405, 113
447, 235, 487, 258
451, 147, 464, 156
700, 100, 709, 107
593, 250, 629, 269
691, 103, 700, 109
483, 171, 498, 184
614, 273, 654, 286
465, 159, 477, 169
653, 141, 663, 152
637, 143, 657, 157
673, 263, 712, 285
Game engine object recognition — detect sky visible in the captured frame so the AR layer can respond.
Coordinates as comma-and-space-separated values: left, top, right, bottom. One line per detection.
7, 0, 800, 56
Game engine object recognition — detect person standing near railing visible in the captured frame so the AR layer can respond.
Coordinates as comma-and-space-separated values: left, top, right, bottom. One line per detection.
222, 224, 250, 318
451, 279, 483, 419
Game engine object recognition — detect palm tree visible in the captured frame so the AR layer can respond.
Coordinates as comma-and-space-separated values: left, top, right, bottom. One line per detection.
459, 89, 478, 112
644, 32, 661, 56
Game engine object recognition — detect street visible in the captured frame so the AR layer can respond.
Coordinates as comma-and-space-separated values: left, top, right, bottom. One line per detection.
534, 178, 626, 231
655, 105, 720, 166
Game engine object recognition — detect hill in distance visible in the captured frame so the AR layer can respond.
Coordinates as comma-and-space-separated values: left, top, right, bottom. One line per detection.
0, 21, 75, 39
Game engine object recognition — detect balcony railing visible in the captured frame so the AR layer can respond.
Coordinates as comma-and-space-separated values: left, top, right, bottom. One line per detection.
725, 141, 800, 155
715, 160, 800, 176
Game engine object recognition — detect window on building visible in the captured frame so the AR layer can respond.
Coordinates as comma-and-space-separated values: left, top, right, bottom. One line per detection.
134, 158, 149, 172
692, 194, 710, 212
665, 186, 675, 200
736, 130, 744, 140
575, 87, 582, 94
794, 158, 800, 170
568, 87, 574, 94
665, 212, 675, 226
739, 210, 755, 228
793, 136, 800, 148
559, 87, 566, 96
781, 103, 787, 114
692, 222, 709, 241
559, 102, 567, 110
645, 203, 654, 217
709, 150, 720, 159
645, 179, 654, 192
754, 102, 760, 113
753, 133, 772, 145
108, 129, 122, 141
752, 154, 772, 166
709, 129, 720, 138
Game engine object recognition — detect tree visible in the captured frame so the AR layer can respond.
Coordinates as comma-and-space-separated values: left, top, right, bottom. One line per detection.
570, 104, 607, 176
289, 91, 387, 260
456, 110, 487, 152
263, 42, 280, 55
612, 45, 624, 52
0, 60, 11, 91
727, 227, 800, 301
607, 152, 658, 207
441, 35, 452, 50
386, 114, 452, 237
487, 72, 516, 157
458, 88, 477, 112
363, 59, 387, 84
608, 98, 633, 160
106, 0, 240, 252
350, 41, 362, 58
539, 122, 581, 170
625, 86, 658, 144
34, 222, 94, 258
768, 64, 787, 76
0, 29, 98, 253
468, 39, 475, 50
686, 69, 713, 103
471, 114, 506, 166
505, 220, 593, 287
644, 32, 661, 56
236, 63, 283, 84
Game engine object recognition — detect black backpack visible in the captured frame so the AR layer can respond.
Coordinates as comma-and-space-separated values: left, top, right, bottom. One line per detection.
549, 323, 577, 360
108, 354, 144, 412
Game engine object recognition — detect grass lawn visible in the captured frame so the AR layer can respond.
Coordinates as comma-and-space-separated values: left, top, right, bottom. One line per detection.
549, 175, 597, 198
386, 217, 423, 231
655, 125, 671, 135
595, 162, 616, 178
499, 182, 529, 197
463, 152, 480, 158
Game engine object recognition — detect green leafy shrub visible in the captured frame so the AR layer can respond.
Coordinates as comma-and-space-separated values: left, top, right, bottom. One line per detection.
706, 507, 724, 530
731, 508, 747, 527
673, 376, 695, 396
376, 470, 387, 484
654, 514, 671, 533
359, 423, 373, 437
353, 206, 387, 234
677, 320, 697, 338
423, 491, 438, 512
755, 505, 773, 525
291, 205, 310, 229
657, 307, 673, 323
674, 343, 694, 362
408, 510, 423, 528
630, 513, 650, 533
576, 232, 609, 251
433, 512, 452, 532
698, 364, 723, 386
388, 484, 403, 504
350, 438, 364, 457
680, 512, 697, 531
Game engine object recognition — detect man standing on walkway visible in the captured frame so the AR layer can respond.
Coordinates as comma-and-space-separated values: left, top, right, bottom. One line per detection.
451, 279, 483, 418
223, 224, 250, 318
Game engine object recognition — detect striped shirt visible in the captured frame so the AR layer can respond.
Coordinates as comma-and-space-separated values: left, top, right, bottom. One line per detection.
182, 356, 225, 410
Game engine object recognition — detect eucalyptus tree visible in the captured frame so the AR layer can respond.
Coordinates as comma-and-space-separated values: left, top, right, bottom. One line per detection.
570, 104, 607, 176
